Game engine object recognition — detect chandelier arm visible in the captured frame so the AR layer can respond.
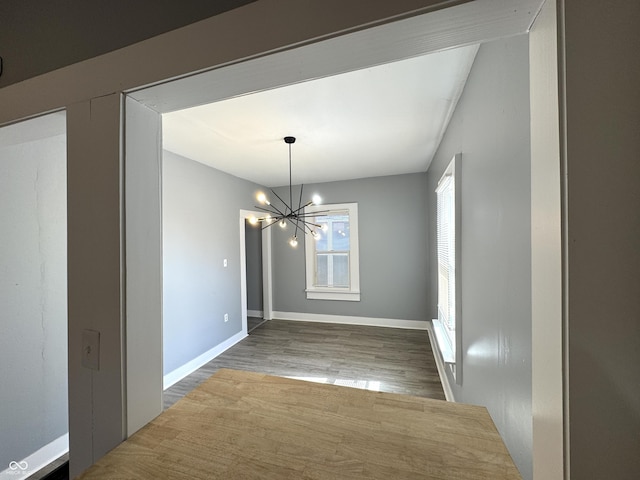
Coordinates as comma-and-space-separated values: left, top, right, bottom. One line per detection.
291, 210, 330, 218
289, 203, 331, 218
256, 215, 282, 225
292, 211, 303, 239
269, 188, 290, 216
301, 222, 316, 234
290, 201, 314, 216
261, 220, 283, 230
298, 184, 304, 212
295, 215, 322, 228
255, 202, 287, 218
292, 217, 325, 229
254, 205, 281, 215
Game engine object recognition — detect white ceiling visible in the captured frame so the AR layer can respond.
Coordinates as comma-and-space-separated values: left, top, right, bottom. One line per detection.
162, 45, 478, 187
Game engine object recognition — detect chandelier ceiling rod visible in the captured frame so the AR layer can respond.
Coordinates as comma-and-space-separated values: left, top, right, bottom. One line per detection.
287, 136, 294, 218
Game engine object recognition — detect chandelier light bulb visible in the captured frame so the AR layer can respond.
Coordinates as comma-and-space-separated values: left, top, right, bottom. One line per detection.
248, 216, 258, 225
279, 220, 287, 228
321, 224, 329, 232
312, 194, 322, 205
256, 192, 267, 204
312, 230, 320, 240
289, 236, 298, 247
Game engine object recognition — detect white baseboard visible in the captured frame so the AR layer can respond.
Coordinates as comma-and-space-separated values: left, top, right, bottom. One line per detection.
0, 433, 68, 479
163, 330, 246, 389
272, 311, 429, 330
247, 309, 263, 318
426, 321, 455, 402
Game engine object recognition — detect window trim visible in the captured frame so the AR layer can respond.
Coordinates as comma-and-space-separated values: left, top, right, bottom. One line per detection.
435, 154, 462, 384
304, 202, 360, 301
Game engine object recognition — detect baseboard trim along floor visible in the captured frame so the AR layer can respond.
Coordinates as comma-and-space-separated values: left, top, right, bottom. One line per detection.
163, 330, 246, 389
272, 311, 429, 330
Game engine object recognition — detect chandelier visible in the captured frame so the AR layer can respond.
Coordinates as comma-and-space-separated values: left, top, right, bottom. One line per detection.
250, 136, 326, 247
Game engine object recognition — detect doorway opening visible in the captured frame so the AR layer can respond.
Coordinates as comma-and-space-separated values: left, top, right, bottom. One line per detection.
122, 3, 561, 478
240, 210, 273, 334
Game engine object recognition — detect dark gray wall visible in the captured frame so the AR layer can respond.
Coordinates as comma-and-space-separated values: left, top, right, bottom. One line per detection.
162, 151, 262, 376
0, 118, 67, 468
427, 36, 532, 478
0, 0, 255, 87
244, 221, 263, 312
564, 1, 640, 477
271, 173, 429, 322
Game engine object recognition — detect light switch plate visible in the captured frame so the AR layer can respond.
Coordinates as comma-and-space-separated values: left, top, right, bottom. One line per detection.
82, 329, 100, 370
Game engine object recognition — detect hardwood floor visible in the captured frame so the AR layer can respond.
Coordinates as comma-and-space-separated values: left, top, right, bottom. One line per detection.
164, 319, 445, 410
247, 315, 267, 332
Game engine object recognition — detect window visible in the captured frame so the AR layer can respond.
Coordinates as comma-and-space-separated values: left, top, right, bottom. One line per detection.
304, 203, 360, 301
434, 155, 461, 381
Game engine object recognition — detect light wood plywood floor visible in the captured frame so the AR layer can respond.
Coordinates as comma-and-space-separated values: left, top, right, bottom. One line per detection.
78, 369, 521, 480
164, 320, 445, 410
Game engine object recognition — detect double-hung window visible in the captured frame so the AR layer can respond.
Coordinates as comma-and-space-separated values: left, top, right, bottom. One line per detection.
304, 203, 360, 301
434, 154, 461, 380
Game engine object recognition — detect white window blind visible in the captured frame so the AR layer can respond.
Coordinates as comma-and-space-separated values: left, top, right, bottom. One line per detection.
436, 175, 456, 338
436, 159, 457, 356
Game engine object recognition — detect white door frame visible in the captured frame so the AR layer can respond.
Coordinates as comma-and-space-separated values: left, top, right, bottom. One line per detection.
239, 209, 273, 334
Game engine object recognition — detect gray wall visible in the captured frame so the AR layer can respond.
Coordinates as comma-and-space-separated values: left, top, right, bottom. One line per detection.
564, 1, 640, 477
427, 36, 532, 478
271, 173, 429, 322
0, 120, 67, 468
244, 221, 263, 312
162, 151, 262, 376
0, 0, 255, 87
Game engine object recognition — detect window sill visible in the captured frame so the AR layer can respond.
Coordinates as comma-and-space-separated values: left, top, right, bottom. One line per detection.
305, 289, 360, 301
432, 319, 455, 364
